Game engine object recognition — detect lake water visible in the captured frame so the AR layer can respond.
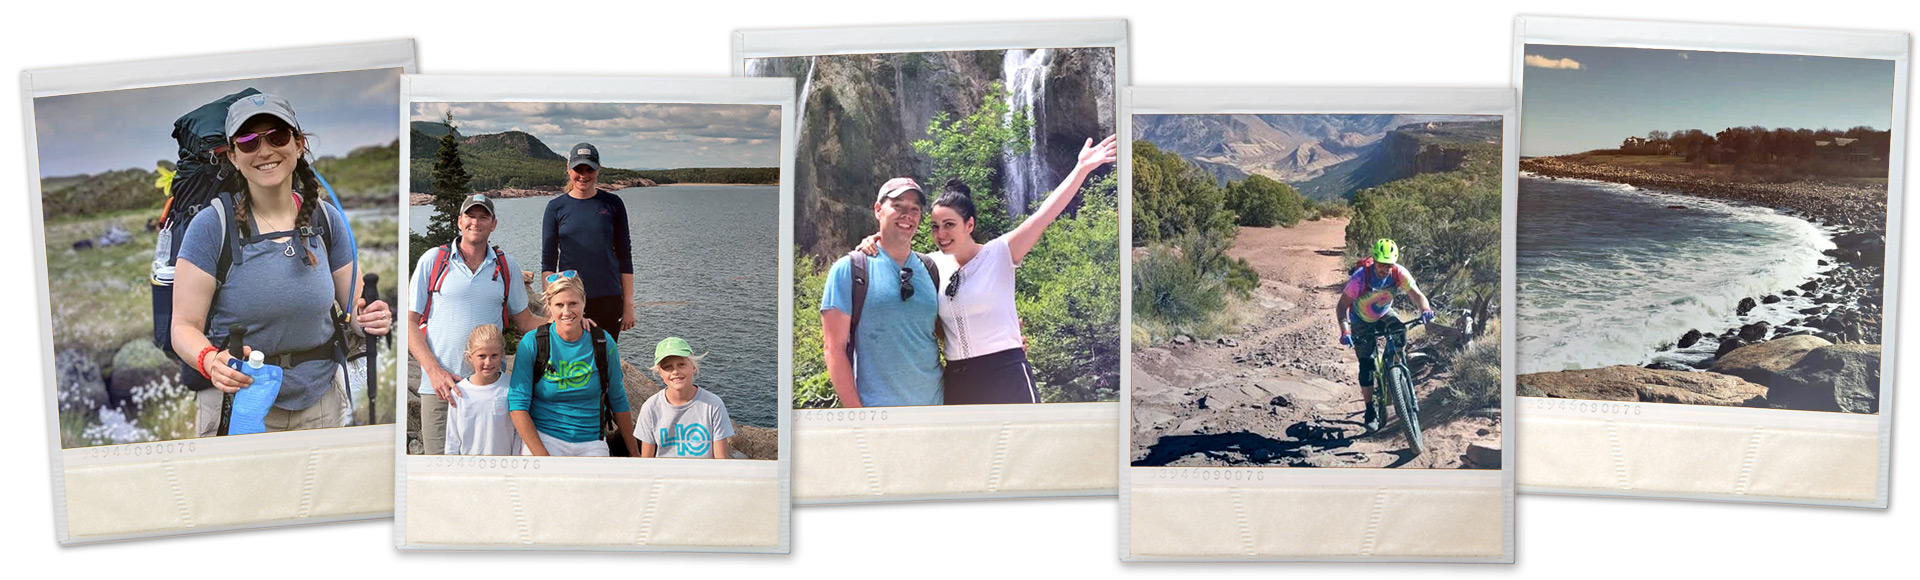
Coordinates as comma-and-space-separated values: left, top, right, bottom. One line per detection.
1516, 175, 1833, 373
411, 185, 779, 428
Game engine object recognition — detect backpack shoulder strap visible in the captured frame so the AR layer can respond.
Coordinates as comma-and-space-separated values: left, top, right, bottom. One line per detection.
533, 324, 552, 380
591, 328, 617, 436
845, 251, 869, 352
212, 193, 239, 282
917, 253, 940, 289
419, 244, 456, 325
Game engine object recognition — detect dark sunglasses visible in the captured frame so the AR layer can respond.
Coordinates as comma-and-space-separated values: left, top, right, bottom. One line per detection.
945, 270, 962, 298
898, 267, 915, 301
231, 128, 294, 154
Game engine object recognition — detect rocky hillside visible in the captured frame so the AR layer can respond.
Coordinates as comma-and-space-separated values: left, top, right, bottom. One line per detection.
752, 48, 1117, 257
1296, 120, 1502, 200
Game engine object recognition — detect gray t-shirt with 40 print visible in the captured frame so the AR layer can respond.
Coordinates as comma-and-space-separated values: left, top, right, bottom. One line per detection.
178, 197, 353, 411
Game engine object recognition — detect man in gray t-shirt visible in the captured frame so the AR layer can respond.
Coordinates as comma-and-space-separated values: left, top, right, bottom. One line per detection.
406, 194, 546, 454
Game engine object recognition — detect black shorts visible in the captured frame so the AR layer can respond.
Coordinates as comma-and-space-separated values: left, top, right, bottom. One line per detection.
586, 295, 625, 341
943, 347, 1040, 405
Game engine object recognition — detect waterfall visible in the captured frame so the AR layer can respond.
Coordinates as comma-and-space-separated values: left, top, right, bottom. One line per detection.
1001, 48, 1052, 217
794, 56, 819, 144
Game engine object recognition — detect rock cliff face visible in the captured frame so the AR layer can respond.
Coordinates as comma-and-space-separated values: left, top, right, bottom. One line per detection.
753, 48, 1117, 257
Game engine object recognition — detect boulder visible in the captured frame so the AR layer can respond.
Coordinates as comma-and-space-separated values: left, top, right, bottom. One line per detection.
1714, 337, 1747, 358
1772, 344, 1881, 413
1644, 361, 1693, 372
1799, 280, 1819, 292
1677, 329, 1703, 349
55, 348, 108, 414
1464, 441, 1502, 469
1710, 335, 1832, 387
1518, 366, 1767, 407
1761, 295, 1781, 305
1736, 297, 1758, 316
108, 340, 180, 405
1737, 321, 1771, 342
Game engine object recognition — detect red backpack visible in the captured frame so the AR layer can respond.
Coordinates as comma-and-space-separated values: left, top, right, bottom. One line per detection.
418, 243, 512, 331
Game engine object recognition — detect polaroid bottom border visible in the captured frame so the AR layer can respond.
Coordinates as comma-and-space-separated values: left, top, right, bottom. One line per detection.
1516, 413, 1886, 507
792, 403, 1118, 504
1124, 482, 1511, 562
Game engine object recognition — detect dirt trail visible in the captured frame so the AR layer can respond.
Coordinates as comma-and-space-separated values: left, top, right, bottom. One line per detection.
1131, 217, 1500, 469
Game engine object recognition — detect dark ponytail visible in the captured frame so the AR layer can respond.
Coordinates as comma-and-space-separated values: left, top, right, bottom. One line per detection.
933, 177, 976, 222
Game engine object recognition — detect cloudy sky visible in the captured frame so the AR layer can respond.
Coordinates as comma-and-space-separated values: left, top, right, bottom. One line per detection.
1521, 44, 1895, 157
33, 68, 400, 177
410, 102, 781, 169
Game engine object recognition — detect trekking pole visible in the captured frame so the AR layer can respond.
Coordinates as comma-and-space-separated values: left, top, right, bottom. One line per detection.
362, 273, 379, 425
217, 324, 246, 436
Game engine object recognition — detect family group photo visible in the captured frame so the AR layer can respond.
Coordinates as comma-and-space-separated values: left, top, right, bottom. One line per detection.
1516, 45, 1893, 415
404, 101, 782, 459
746, 46, 1122, 409
35, 68, 405, 448
1131, 113, 1506, 469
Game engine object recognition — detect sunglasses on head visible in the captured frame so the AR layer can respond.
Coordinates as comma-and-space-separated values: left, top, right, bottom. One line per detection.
231, 128, 294, 154
545, 270, 579, 283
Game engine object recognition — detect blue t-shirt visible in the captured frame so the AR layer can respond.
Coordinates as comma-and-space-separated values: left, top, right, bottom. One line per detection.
541, 190, 633, 299
506, 326, 630, 443
408, 245, 530, 394
177, 195, 353, 411
820, 251, 943, 407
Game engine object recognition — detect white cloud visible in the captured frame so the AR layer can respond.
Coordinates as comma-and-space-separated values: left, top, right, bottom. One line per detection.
1525, 54, 1583, 70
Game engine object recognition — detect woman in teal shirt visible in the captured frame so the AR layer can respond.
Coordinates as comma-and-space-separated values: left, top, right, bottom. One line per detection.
507, 274, 638, 456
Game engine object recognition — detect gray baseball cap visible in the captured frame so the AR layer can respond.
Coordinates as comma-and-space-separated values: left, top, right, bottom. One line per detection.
224, 92, 301, 139
876, 177, 924, 205
567, 142, 601, 172
459, 193, 496, 217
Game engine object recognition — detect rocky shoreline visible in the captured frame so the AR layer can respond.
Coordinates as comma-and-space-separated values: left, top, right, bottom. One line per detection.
1520, 156, 1887, 414
408, 177, 659, 206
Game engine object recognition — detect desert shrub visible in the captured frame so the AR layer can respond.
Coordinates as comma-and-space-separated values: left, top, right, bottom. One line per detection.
1225, 174, 1306, 227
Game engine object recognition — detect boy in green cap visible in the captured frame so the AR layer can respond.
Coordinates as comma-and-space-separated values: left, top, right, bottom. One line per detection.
635, 337, 737, 459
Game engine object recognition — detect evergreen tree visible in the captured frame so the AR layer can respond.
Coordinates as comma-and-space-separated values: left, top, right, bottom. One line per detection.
409, 112, 471, 268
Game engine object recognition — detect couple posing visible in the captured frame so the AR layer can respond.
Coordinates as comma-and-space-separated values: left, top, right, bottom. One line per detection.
820, 135, 1118, 408
409, 143, 734, 458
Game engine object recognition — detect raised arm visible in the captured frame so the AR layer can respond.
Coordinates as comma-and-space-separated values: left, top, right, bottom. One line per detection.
1005, 134, 1118, 263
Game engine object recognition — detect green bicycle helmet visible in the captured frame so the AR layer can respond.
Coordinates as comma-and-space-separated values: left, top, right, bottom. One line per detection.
1371, 238, 1400, 265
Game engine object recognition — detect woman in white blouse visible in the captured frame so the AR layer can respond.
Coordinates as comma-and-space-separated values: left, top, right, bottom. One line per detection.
925, 134, 1117, 404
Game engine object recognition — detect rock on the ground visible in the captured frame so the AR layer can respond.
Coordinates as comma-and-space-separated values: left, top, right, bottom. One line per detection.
1518, 366, 1767, 407
1772, 344, 1881, 413
56, 348, 108, 414
1737, 297, 1758, 316
1464, 441, 1501, 469
1677, 329, 1703, 349
108, 340, 179, 404
1710, 335, 1831, 387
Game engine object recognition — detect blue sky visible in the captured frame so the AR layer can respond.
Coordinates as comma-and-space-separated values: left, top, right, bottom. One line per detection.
1521, 44, 1894, 157
33, 68, 401, 177
410, 102, 781, 169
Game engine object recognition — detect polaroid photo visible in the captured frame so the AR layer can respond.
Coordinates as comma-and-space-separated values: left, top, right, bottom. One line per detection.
1513, 16, 1904, 507
735, 20, 1127, 504
24, 40, 414, 544
1123, 87, 1516, 562
395, 75, 793, 552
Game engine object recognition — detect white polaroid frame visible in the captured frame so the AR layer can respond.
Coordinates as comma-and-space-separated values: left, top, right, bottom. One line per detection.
1120, 87, 1517, 562
395, 75, 794, 552
1513, 16, 1903, 508
23, 40, 415, 545
732, 20, 1129, 504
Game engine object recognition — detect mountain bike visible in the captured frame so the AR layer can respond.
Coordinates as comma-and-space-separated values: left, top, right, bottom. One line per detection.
1358, 316, 1428, 456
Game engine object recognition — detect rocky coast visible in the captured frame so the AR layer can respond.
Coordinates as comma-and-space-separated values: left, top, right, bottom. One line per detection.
1519, 155, 1886, 414
408, 176, 659, 206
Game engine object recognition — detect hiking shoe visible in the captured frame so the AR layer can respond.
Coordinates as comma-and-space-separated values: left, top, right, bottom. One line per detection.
1362, 392, 1381, 432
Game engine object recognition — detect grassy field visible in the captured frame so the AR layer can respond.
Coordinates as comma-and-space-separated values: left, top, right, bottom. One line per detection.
46, 208, 401, 447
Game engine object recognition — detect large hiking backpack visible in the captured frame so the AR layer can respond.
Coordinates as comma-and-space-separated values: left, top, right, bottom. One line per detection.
417, 242, 513, 332
531, 325, 629, 456
148, 87, 348, 392
842, 250, 941, 365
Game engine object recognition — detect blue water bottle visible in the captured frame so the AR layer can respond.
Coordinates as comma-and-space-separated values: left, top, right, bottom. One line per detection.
227, 350, 284, 435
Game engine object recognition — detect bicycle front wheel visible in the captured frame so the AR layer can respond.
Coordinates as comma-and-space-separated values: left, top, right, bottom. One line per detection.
1388, 364, 1425, 456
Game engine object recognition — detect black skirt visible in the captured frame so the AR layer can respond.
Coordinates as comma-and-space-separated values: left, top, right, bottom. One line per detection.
943, 347, 1040, 405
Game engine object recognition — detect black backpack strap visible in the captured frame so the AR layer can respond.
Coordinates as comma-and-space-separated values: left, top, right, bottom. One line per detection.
845, 251, 868, 355
533, 324, 552, 380
918, 252, 940, 287
592, 327, 613, 413
213, 193, 240, 281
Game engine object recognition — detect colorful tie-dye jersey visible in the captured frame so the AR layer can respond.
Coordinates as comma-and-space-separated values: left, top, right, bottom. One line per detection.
1343, 264, 1418, 323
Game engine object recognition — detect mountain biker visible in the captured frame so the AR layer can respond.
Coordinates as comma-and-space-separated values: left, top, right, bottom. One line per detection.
1334, 238, 1434, 431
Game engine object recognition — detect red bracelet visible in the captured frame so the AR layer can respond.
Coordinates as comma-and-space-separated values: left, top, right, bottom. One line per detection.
195, 345, 221, 379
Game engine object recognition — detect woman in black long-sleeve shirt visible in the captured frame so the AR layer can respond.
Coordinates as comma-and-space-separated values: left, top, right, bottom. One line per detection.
542, 142, 635, 339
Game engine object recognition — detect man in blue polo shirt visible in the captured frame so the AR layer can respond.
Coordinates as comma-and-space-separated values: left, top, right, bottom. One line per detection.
406, 194, 546, 454
819, 177, 943, 407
